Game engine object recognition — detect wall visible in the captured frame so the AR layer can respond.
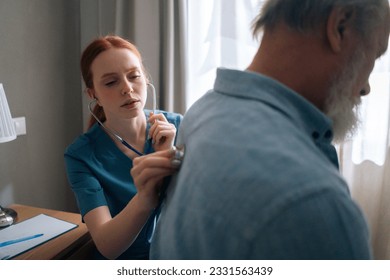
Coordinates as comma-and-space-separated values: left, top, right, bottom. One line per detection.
0, 0, 82, 212
0, 0, 161, 213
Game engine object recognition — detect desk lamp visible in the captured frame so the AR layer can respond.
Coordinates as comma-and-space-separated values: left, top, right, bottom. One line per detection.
0, 83, 18, 227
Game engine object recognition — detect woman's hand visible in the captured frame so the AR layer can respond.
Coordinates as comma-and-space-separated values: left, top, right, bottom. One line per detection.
148, 112, 177, 151
131, 149, 180, 210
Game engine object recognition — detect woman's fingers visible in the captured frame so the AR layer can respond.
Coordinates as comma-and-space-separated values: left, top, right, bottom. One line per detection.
148, 113, 176, 150
131, 150, 179, 208
131, 150, 178, 187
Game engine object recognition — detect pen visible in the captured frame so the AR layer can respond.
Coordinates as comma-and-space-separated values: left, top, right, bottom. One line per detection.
0, 233, 44, 248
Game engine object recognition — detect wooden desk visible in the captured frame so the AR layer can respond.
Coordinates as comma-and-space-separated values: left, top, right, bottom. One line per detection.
6, 204, 94, 260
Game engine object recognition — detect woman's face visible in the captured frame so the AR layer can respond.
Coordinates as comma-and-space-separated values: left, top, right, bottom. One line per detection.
90, 48, 147, 122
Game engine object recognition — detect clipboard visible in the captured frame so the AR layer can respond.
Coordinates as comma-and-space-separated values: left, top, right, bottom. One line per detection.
0, 214, 77, 259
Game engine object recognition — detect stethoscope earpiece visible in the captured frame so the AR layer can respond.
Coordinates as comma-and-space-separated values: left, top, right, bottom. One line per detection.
147, 83, 157, 113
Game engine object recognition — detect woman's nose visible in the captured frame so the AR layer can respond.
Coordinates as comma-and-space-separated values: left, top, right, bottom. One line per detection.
122, 81, 134, 95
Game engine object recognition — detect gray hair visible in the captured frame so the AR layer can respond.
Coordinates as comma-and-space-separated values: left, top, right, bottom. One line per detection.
252, 0, 388, 39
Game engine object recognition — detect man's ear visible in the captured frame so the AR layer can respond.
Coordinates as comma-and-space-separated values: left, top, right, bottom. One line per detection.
326, 6, 355, 53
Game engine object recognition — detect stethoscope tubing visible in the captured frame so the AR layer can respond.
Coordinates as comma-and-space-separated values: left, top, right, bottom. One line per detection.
87, 83, 157, 156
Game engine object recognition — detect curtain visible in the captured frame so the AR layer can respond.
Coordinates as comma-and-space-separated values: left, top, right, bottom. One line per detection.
340, 146, 390, 259
158, 0, 188, 114
339, 46, 390, 259
186, 0, 260, 110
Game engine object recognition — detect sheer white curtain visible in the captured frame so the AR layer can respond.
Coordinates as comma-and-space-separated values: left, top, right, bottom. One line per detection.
339, 40, 390, 260
186, 0, 260, 110
187, 0, 390, 259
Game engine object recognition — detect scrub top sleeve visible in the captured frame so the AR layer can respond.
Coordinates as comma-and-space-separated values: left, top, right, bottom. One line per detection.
65, 154, 108, 218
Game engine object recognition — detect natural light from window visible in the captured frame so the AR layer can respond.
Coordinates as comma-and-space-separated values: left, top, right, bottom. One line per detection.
187, 0, 390, 166
186, 0, 261, 109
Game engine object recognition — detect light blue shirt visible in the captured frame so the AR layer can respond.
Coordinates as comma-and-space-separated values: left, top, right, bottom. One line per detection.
150, 68, 372, 259
64, 110, 182, 259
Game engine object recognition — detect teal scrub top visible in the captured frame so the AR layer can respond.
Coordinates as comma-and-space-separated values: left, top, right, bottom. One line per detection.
65, 110, 182, 259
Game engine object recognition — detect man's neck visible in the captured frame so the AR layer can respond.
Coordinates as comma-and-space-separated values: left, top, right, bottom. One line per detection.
247, 24, 338, 112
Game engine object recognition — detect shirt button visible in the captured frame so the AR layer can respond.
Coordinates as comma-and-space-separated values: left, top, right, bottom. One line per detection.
324, 130, 333, 139
312, 131, 320, 139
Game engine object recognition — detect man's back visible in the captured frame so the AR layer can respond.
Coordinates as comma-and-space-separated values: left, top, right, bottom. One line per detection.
150, 69, 371, 259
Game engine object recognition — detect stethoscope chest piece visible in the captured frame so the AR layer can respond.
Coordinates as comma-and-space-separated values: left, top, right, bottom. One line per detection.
171, 145, 185, 168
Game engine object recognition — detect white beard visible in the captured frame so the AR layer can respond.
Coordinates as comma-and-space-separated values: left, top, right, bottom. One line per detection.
324, 51, 364, 143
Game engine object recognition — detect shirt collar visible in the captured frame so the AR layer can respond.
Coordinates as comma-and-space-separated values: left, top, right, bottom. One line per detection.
213, 68, 334, 145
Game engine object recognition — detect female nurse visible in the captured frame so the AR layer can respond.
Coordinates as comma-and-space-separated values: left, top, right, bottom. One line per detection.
64, 35, 182, 259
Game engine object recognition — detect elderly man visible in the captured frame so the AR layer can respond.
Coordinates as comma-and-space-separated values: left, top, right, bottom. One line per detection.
151, 0, 390, 259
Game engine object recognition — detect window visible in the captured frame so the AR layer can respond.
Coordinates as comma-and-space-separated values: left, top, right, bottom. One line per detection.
186, 0, 261, 109
186, 0, 390, 166
352, 53, 390, 165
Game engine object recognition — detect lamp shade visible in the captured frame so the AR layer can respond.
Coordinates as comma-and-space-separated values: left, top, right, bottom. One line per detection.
0, 83, 16, 143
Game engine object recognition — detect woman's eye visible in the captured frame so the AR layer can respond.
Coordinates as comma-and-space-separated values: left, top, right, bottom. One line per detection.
105, 80, 116, 86
128, 72, 141, 80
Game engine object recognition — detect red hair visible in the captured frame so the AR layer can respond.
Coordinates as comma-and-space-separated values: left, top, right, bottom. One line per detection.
81, 35, 148, 129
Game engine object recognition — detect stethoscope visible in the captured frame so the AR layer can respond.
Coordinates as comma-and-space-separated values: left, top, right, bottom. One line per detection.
88, 83, 184, 164
88, 83, 184, 243
88, 83, 156, 156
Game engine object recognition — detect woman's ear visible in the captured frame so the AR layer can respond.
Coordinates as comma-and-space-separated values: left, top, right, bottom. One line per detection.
86, 88, 97, 100
86, 88, 102, 106
326, 6, 355, 53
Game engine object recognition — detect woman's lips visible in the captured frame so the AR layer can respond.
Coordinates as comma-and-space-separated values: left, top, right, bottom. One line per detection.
121, 99, 139, 108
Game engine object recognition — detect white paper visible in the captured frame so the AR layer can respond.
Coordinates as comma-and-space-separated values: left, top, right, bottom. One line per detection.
0, 214, 77, 259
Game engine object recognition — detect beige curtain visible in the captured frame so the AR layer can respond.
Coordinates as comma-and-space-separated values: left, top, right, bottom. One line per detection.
158, 0, 188, 114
